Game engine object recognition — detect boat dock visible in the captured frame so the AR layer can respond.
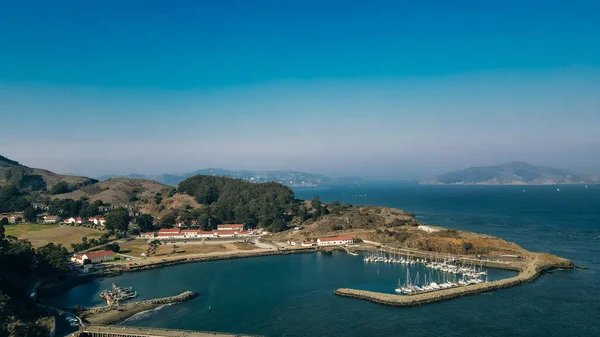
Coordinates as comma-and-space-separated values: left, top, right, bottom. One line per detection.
78, 325, 263, 337
335, 253, 574, 307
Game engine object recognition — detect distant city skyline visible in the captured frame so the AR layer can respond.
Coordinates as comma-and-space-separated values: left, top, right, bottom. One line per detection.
1, 1, 599, 179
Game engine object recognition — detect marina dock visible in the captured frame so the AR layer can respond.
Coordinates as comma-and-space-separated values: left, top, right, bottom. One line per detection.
334, 253, 574, 306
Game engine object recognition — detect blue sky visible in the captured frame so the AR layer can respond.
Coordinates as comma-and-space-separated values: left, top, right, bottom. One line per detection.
1, 1, 599, 179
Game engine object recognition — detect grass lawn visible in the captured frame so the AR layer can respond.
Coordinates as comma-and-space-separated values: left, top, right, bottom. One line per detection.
3, 224, 104, 248
4, 224, 61, 236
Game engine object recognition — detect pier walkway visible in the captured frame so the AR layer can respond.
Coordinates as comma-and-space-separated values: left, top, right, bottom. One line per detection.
78, 325, 263, 337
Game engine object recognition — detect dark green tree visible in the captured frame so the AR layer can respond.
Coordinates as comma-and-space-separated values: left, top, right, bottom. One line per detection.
36, 243, 69, 275
104, 243, 120, 252
136, 214, 155, 232
159, 213, 177, 228
147, 239, 162, 255
23, 207, 37, 223
49, 181, 71, 195
105, 208, 131, 233
329, 201, 343, 215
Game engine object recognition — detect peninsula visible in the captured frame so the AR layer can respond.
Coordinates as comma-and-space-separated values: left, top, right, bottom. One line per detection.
0, 154, 576, 335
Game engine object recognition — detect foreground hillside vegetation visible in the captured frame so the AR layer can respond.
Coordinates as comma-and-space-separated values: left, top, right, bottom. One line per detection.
0, 223, 70, 336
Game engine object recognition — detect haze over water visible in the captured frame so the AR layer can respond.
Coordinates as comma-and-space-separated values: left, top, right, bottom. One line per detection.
48, 184, 600, 336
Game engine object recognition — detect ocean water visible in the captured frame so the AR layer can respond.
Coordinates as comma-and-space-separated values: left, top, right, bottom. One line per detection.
48, 184, 600, 336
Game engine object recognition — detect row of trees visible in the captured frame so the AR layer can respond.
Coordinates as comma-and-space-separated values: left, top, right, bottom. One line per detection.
70, 233, 114, 252
48, 198, 105, 218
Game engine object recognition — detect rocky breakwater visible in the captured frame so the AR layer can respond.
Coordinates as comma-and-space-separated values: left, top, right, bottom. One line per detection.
335, 253, 574, 307
80, 291, 197, 325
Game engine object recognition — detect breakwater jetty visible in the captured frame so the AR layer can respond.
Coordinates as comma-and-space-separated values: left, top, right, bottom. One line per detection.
80, 291, 197, 325
335, 253, 573, 307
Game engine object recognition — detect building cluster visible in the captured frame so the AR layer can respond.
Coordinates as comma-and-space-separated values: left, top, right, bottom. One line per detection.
71, 250, 115, 264
0, 214, 107, 226
139, 223, 256, 239
47, 216, 106, 226
0, 214, 22, 224
288, 235, 354, 247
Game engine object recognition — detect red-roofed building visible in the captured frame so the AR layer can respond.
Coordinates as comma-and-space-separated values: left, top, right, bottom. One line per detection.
158, 227, 181, 233
317, 236, 354, 246
65, 217, 86, 225
157, 232, 185, 239
89, 217, 106, 226
43, 215, 61, 224
217, 224, 244, 231
1, 214, 22, 224
181, 230, 218, 238
216, 230, 239, 237
71, 250, 115, 264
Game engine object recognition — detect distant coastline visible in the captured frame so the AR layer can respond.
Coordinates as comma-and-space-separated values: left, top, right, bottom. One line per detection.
420, 181, 595, 186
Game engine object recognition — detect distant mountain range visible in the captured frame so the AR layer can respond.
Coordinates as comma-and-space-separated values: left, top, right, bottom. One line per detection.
97, 169, 361, 187
423, 161, 599, 185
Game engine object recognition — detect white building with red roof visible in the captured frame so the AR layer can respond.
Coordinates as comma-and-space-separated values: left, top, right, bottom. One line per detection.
317, 236, 354, 246
89, 216, 106, 226
302, 241, 316, 247
157, 232, 185, 239
65, 217, 86, 225
158, 228, 181, 233
71, 250, 115, 264
217, 224, 244, 231
181, 230, 218, 238
216, 230, 239, 237
43, 215, 61, 224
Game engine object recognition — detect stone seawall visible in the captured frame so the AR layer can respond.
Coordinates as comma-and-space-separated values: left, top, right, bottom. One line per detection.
127, 248, 319, 272
80, 291, 197, 324
334, 254, 573, 307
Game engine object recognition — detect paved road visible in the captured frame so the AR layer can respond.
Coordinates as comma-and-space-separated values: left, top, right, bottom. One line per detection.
250, 238, 278, 250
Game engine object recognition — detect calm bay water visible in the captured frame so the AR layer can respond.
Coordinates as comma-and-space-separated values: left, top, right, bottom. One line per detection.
49, 184, 600, 336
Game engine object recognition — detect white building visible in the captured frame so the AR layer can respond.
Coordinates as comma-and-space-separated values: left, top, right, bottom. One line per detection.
89, 217, 106, 226
138, 232, 156, 239
302, 242, 316, 247
157, 232, 186, 239
217, 224, 244, 231
43, 215, 61, 224
181, 230, 219, 238
65, 217, 86, 225
317, 236, 354, 246
71, 250, 115, 264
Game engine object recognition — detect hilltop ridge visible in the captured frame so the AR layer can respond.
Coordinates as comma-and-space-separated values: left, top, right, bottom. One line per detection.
424, 161, 599, 185
98, 168, 360, 187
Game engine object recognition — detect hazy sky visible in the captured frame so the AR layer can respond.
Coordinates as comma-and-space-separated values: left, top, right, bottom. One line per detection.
1, 1, 599, 179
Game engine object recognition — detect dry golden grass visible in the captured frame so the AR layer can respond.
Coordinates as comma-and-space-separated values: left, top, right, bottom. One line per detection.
4, 224, 103, 248
53, 178, 171, 205
119, 240, 231, 257
230, 242, 259, 251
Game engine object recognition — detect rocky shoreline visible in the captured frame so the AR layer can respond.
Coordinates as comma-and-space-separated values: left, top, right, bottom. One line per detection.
80, 291, 198, 325
334, 253, 574, 306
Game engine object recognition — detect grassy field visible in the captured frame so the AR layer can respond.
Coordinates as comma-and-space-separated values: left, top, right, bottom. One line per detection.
119, 240, 260, 258
3, 224, 104, 248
